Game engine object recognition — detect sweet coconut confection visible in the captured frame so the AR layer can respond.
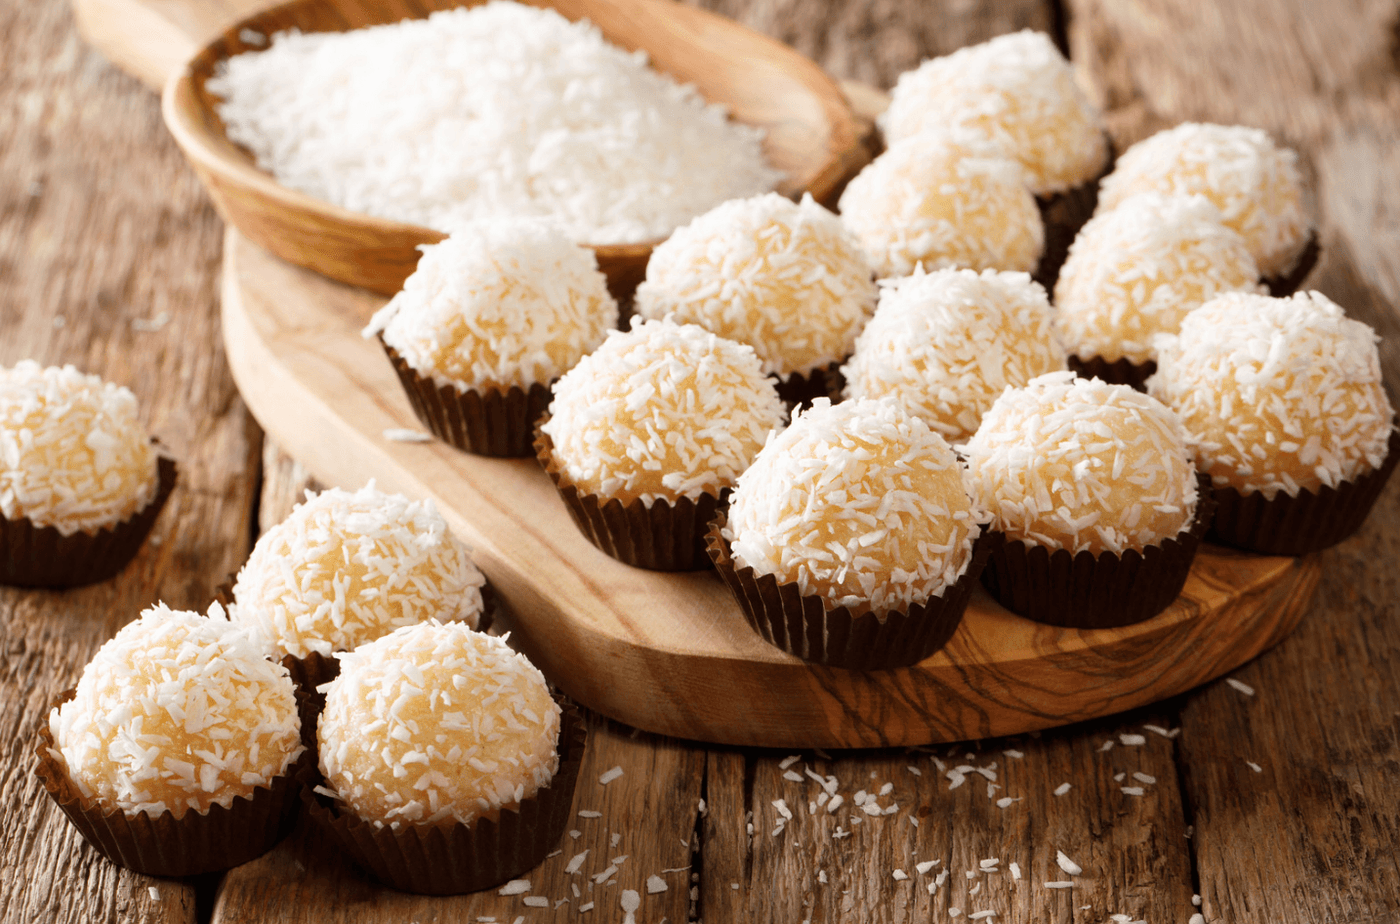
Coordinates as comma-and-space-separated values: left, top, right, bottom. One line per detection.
364, 220, 619, 391
879, 30, 1108, 196
838, 131, 1044, 279
317, 620, 561, 829
842, 267, 1066, 443
48, 603, 303, 818
1096, 123, 1311, 278
1054, 193, 1263, 365
633, 193, 875, 381
540, 318, 785, 504
233, 483, 485, 660
724, 397, 983, 616
1148, 291, 1394, 498
964, 371, 1199, 554
0, 361, 158, 536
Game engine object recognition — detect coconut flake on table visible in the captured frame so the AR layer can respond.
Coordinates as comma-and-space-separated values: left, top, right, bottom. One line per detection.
207, 1, 782, 245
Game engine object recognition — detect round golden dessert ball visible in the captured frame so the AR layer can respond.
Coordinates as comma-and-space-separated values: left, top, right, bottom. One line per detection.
233, 483, 485, 660
0, 360, 158, 535
1096, 123, 1311, 278
837, 131, 1044, 279
879, 30, 1108, 196
964, 371, 1198, 554
48, 602, 302, 818
633, 193, 876, 381
1148, 291, 1394, 498
841, 266, 1066, 443
318, 620, 561, 829
364, 220, 619, 391
540, 318, 785, 504
725, 397, 983, 615
1054, 193, 1263, 364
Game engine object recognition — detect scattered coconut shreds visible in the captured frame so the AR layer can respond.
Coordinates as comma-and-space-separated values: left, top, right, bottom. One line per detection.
784, 770, 805, 783
950, 909, 963, 918
1133, 772, 1157, 784
1143, 724, 1172, 737
571, 829, 583, 839
970, 912, 997, 921
1193, 894, 1202, 906
1009, 862, 1022, 881
908, 765, 923, 776
1056, 851, 1083, 875
613, 833, 623, 848
1190, 916, 1205, 924
1120, 733, 1147, 746
523, 897, 549, 908
599, 766, 624, 785
383, 427, 433, 442
780, 755, 802, 770
579, 902, 595, 913
1122, 786, 1146, 796
1045, 881, 1074, 889
916, 860, 938, 874
996, 797, 1021, 808
1004, 749, 1024, 759
980, 858, 1000, 869
1100, 741, 1115, 752
132, 312, 171, 332
579, 810, 603, 818
1054, 782, 1072, 796
819, 870, 829, 884
499, 880, 531, 896
646, 875, 668, 894
566, 851, 590, 875
827, 794, 845, 813
698, 798, 707, 815
1114, 773, 1127, 782
892, 870, 909, 881
662, 866, 689, 873
910, 816, 919, 827
1247, 760, 1264, 773
594, 866, 619, 884
148, 887, 160, 901
1227, 678, 1256, 697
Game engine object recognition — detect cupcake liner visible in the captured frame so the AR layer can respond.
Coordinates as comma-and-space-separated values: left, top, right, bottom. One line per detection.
0, 454, 177, 589
1207, 423, 1400, 555
35, 687, 311, 877
535, 422, 719, 571
302, 699, 586, 895
381, 339, 550, 458
1068, 355, 1157, 390
706, 513, 1002, 669
1033, 139, 1115, 291
773, 361, 844, 411
1262, 229, 1320, 297
979, 474, 1216, 629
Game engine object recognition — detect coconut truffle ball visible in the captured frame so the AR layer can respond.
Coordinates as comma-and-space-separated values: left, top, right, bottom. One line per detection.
964, 371, 1198, 554
541, 318, 785, 504
838, 132, 1044, 279
1054, 194, 1263, 364
1148, 291, 1394, 498
1096, 123, 1311, 278
725, 398, 982, 615
842, 267, 1066, 443
233, 483, 485, 660
879, 30, 1108, 196
633, 193, 875, 381
0, 361, 158, 535
318, 621, 561, 829
364, 220, 619, 391
48, 603, 302, 818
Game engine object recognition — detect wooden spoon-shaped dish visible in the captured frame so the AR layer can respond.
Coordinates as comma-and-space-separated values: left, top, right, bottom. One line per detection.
161, 0, 867, 298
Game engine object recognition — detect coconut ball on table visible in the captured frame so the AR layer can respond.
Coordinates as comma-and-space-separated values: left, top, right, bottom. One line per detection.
841, 266, 1066, 444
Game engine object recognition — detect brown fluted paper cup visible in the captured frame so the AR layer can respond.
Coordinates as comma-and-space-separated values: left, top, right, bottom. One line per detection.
0, 454, 176, 589
773, 361, 844, 411
1068, 355, 1157, 391
1033, 139, 1114, 291
706, 513, 1001, 669
302, 700, 586, 895
1262, 230, 1320, 297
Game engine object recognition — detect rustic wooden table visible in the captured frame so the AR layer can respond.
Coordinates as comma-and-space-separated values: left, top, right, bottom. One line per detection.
4, 0, 1400, 921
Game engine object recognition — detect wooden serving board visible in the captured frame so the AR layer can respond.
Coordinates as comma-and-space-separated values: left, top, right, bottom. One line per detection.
221, 228, 1320, 748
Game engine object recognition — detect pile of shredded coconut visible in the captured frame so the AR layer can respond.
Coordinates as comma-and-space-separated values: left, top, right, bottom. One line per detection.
233, 483, 485, 660
725, 398, 983, 615
364, 221, 618, 390
0, 361, 158, 536
318, 620, 561, 828
1148, 291, 1394, 497
49, 602, 303, 818
879, 30, 1108, 196
1096, 122, 1311, 277
964, 371, 1198, 554
842, 267, 1066, 443
208, 2, 782, 244
838, 132, 1044, 279
541, 318, 785, 504
1054, 193, 1262, 364
633, 193, 876, 380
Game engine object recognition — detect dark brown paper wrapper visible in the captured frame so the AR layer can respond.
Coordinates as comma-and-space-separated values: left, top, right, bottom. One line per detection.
979, 474, 1215, 629
706, 513, 1002, 669
0, 454, 177, 589
35, 687, 311, 877
1207, 424, 1400, 555
773, 361, 844, 412
1068, 355, 1157, 391
381, 339, 551, 458
1262, 230, 1320, 297
535, 423, 718, 571
1033, 138, 1115, 292
302, 700, 586, 895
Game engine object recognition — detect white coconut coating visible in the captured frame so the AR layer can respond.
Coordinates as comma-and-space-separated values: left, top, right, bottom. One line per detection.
1148, 291, 1394, 498
49, 603, 303, 819
838, 132, 1044, 279
1096, 123, 1311, 278
318, 621, 561, 829
1054, 194, 1263, 364
725, 398, 983, 616
964, 371, 1199, 554
540, 318, 785, 504
0, 361, 158, 536
364, 221, 619, 390
879, 30, 1108, 195
233, 483, 485, 660
633, 193, 876, 380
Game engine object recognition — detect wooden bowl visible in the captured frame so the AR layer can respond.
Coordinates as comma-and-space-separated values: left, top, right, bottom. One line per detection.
161, 0, 867, 298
